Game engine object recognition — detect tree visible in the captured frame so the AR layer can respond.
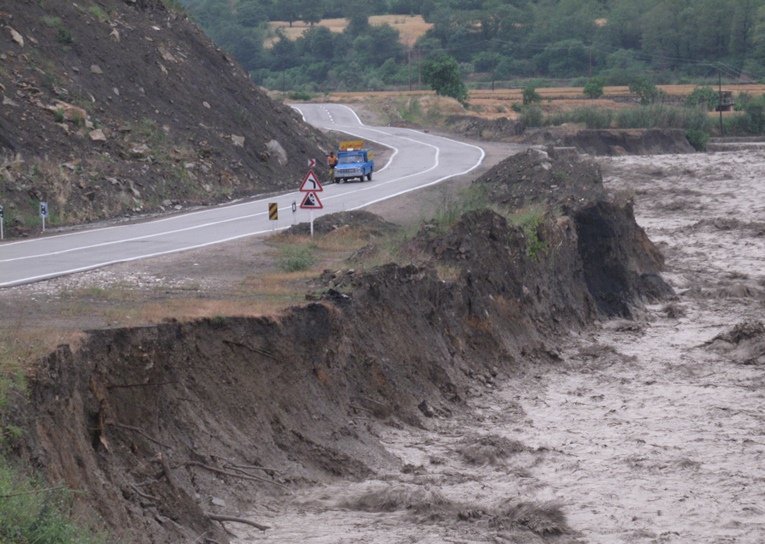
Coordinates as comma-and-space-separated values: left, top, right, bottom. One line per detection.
640, 0, 691, 68
729, 0, 758, 57
298, 26, 335, 60
347, 7, 371, 36
534, 39, 589, 77
522, 85, 541, 105
237, 1, 268, 28
421, 54, 468, 104
583, 77, 605, 99
686, 86, 718, 110
351, 24, 403, 67
277, 0, 301, 27
299, 0, 323, 26
269, 31, 298, 69
629, 77, 661, 105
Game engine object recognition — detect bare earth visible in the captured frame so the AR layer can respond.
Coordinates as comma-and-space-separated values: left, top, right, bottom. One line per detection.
230, 148, 765, 543
3, 140, 764, 543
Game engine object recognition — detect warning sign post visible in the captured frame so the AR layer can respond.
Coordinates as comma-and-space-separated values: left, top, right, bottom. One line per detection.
299, 191, 323, 209
298, 169, 324, 237
299, 170, 323, 192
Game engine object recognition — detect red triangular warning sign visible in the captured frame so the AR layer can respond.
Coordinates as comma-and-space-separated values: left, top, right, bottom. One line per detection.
300, 191, 323, 209
299, 170, 323, 192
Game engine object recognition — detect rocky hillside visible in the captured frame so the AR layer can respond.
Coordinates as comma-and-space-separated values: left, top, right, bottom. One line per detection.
0, 0, 329, 236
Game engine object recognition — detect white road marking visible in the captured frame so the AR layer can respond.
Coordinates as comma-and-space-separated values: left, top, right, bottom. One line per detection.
1, 104, 485, 287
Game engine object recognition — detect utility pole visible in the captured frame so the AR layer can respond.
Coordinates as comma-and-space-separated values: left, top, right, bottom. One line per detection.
718, 69, 724, 136
408, 47, 412, 91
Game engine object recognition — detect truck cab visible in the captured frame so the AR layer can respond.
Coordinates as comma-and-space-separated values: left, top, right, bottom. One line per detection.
334, 140, 374, 183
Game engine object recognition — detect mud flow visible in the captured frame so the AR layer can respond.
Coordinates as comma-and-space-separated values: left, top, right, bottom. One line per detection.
234, 149, 765, 543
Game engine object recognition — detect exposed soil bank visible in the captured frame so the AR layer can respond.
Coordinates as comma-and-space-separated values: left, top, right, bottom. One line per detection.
7, 150, 670, 542
504, 149, 765, 543
521, 129, 694, 156
444, 114, 694, 156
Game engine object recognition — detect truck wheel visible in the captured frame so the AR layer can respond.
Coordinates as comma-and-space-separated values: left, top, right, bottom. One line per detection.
367, 172, 373, 181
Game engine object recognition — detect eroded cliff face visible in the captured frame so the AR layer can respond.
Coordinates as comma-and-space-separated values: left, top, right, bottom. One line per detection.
10, 149, 671, 542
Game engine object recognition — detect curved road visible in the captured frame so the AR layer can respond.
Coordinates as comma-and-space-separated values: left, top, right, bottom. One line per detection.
0, 104, 484, 287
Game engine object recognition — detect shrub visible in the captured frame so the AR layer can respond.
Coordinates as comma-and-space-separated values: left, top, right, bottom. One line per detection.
744, 98, 765, 133
614, 105, 710, 132
734, 91, 752, 111
723, 114, 752, 135
41, 15, 62, 27
583, 77, 605, 99
685, 129, 709, 151
398, 98, 422, 123
0, 459, 107, 543
56, 28, 73, 44
278, 244, 315, 272
546, 107, 612, 129
287, 90, 313, 101
519, 105, 544, 129
522, 85, 541, 105
686, 86, 718, 111
628, 77, 661, 105
722, 96, 765, 135
509, 207, 546, 259
87, 5, 109, 22
432, 184, 488, 231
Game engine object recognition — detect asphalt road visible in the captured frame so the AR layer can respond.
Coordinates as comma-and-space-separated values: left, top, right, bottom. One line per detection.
0, 104, 484, 287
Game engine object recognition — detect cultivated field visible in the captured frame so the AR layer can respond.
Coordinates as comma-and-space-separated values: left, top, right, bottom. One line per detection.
308, 84, 765, 121
266, 14, 432, 47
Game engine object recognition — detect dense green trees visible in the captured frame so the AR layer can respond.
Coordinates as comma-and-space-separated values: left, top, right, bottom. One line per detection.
179, 0, 765, 93
422, 54, 468, 103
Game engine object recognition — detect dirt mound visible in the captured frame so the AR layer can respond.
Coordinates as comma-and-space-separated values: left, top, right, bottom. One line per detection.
471, 148, 673, 317
286, 210, 398, 237
474, 147, 604, 210
523, 128, 695, 155
0, 0, 328, 235
706, 321, 765, 365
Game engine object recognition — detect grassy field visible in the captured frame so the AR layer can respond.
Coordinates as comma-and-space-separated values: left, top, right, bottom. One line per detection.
265, 15, 432, 47
304, 84, 765, 121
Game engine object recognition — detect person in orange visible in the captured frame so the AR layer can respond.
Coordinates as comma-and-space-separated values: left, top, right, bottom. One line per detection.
327, 151, 338, 182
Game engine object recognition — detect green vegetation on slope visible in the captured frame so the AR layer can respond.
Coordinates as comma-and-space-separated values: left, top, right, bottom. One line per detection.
0, 459, 107, 544
179, 0, 765, 92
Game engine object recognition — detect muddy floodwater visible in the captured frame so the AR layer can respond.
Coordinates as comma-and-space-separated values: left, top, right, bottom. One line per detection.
234, 149, 765, 543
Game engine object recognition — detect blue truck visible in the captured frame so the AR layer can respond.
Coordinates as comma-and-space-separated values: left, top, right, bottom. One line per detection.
334, 140, 374, 183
